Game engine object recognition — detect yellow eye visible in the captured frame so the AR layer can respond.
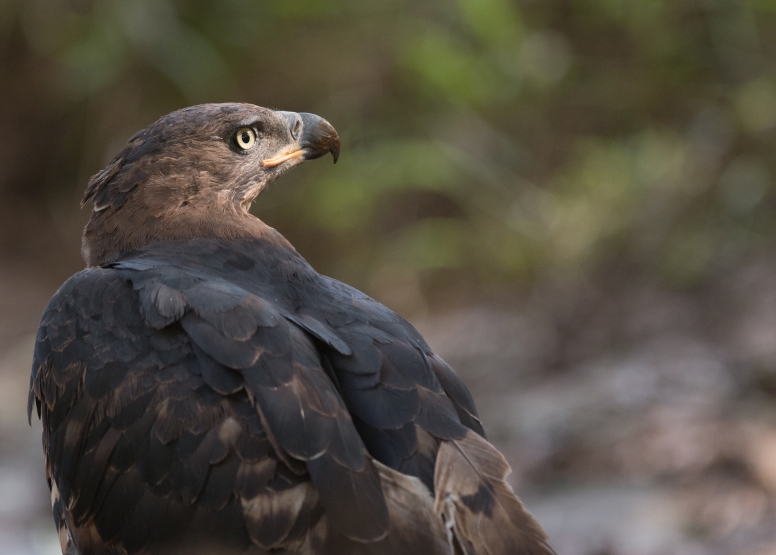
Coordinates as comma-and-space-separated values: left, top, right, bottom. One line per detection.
235, 127, 256, 150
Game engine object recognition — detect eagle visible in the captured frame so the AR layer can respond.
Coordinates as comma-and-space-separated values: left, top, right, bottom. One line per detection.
28, 103, 554, 555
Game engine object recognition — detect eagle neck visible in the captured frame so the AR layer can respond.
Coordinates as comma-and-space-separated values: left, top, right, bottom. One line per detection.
81, 206, 277, 267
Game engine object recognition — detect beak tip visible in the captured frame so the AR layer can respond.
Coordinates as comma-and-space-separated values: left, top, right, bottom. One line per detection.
294, 112, 341, 165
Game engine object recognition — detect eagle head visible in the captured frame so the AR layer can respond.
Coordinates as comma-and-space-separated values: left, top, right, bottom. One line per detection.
80, 103, 339, 266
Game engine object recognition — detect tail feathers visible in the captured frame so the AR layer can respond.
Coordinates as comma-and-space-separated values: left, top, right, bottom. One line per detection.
433, 432, 555, 555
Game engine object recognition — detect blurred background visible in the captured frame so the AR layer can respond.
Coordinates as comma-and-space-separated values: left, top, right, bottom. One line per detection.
2, 0, 776, 553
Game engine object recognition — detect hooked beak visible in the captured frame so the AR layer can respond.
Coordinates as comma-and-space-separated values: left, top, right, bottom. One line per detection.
261, 112, 340, 167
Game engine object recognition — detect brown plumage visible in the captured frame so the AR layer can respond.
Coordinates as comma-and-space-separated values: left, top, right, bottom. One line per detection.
29, 103, 554, 555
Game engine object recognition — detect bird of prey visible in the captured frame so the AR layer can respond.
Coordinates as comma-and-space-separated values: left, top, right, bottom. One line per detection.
29, 103, 554, 555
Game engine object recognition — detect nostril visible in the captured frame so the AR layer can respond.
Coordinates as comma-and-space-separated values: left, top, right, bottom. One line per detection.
291, 118, 302, 140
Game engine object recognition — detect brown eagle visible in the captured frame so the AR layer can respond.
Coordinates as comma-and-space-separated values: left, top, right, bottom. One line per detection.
28, 103, 554, 555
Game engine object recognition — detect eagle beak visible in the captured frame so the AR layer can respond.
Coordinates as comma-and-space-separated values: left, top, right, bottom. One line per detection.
261, 112, 340, 167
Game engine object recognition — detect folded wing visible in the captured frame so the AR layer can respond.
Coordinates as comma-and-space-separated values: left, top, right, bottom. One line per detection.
29, 264, 450, 554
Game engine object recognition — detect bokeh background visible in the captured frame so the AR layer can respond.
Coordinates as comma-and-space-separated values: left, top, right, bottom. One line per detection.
2, 0, 776, 553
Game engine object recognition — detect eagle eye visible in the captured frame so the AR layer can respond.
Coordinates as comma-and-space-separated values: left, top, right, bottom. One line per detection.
235, 127, 256, 150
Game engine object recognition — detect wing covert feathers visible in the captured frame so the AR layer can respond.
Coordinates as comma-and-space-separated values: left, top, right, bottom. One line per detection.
30, 242, 554, 554
434, 432, 555, 555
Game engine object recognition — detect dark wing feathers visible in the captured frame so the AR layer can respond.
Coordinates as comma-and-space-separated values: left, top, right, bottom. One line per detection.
31, 272, 242, 550
30, 239, 552, 554
426, 353, 485, 437
283, 312, 353, 356
141, 265, 392, 543
30, 265, 392, 553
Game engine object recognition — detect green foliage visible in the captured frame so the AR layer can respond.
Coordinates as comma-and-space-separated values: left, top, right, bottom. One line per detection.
2, 0, 776, 302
